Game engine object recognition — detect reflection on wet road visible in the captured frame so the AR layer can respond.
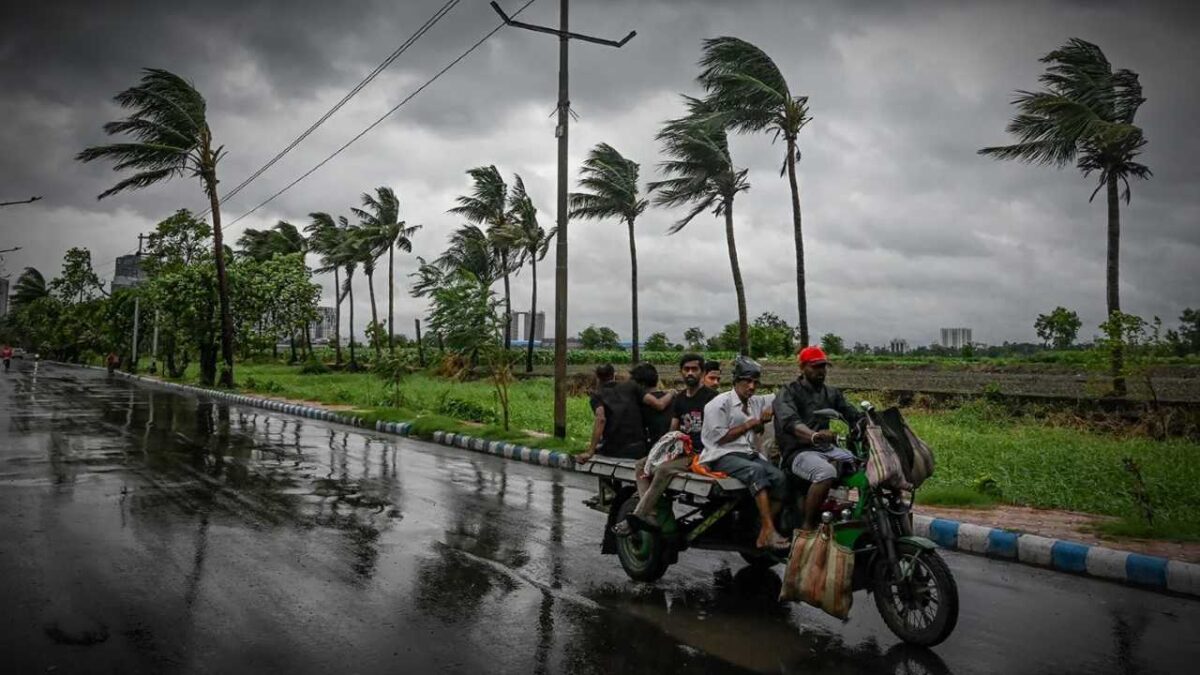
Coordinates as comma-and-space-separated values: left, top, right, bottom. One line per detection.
2, 362, 1197, 674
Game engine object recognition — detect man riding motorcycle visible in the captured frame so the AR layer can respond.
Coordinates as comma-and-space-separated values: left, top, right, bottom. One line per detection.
773, 346, 862, 530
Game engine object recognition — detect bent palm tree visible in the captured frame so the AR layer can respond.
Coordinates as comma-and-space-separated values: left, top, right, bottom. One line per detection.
569, 143, 649, 362
449, 166, 516, 350
344, 223, 382, 359
333, 219, 363, 369
699, 36, 812, 346
307, 212, 345, 366
11, 267, 49, 308
649, 97, 752, 354
498, 176, 556, 372
353, 187, 422, 355
77, 68, 237, 387
979, 38, 1150, 395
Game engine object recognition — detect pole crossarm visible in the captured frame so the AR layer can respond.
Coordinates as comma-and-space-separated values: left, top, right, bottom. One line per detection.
490, 2, 635, 47
0, 196, 42, 207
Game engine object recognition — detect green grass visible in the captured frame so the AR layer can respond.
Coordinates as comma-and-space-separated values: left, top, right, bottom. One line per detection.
163, 360, 1200, 540
915, 485, 1000, 509
1095, 516, 1200, 542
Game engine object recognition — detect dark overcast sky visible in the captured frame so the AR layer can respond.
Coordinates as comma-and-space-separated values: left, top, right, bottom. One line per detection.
1, 0, 1197, 346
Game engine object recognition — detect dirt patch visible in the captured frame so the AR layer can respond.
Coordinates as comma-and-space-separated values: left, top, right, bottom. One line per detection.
917, 504, 1200, 563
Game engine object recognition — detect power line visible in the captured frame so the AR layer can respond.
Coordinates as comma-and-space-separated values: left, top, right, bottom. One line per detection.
221, 0, 539, 233
200, 0, 462, 218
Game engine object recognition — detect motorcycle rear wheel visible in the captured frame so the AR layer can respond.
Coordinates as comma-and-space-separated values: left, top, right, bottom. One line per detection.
873, 544, 959, 647
614, 495, 671, 582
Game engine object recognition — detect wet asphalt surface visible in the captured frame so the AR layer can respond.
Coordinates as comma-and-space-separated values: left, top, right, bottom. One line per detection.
2, 362, 1198, 674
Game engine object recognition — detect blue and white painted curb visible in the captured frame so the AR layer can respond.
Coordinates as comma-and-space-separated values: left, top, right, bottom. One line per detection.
914, 515, 1200, 597
62, 363, 580, 476
53, 361, 1200, 598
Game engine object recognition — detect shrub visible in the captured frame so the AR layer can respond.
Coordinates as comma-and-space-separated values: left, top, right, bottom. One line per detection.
299, 357, 330, 375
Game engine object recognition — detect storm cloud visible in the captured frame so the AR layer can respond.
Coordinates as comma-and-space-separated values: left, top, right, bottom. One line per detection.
1, 0, 1197, 347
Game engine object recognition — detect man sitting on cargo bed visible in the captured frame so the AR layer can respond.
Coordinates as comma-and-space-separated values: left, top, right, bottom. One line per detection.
700, 356, 789, 551
576, 364, 674, 463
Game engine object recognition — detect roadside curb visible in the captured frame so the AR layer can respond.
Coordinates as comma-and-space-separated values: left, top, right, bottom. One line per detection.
50, 361, 1199, 598
913, 515, 1199, 598
57, 362, 581, 476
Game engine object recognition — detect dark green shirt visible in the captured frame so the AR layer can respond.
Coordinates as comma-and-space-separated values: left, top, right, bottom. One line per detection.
772, 377, 860, 463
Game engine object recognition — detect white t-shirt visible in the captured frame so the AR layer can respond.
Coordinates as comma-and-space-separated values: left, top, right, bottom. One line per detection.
699, 390, 774, 464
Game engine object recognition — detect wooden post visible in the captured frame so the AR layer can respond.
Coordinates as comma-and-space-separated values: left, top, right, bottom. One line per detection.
415, 318, 426, 367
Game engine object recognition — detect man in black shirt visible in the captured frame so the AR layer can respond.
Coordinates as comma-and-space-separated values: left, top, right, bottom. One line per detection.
671, 353, 717, 449
773, 346, 861, 529
632, 362, 673, 446
613, 353, 712, 535
577, 364, 673, 463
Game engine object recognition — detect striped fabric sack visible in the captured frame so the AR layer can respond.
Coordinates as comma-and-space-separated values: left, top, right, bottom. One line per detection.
864, 415, 911, 491
779, 524, 855, 619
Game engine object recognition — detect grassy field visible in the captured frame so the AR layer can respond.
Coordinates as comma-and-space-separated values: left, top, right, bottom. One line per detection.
168, 361, 1200, 541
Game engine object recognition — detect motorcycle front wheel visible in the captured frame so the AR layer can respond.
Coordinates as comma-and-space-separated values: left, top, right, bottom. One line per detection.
872, 543, 959, 647
614, 495, 671, 582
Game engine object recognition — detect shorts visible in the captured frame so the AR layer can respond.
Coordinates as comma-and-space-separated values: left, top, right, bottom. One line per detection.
708, 452, 787, 496
789, 449, 853, 483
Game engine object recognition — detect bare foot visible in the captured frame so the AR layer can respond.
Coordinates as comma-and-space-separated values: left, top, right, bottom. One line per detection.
757, 530, 790, 551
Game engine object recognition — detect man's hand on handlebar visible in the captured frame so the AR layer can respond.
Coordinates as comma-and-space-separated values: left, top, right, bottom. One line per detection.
812, 430, 837, 446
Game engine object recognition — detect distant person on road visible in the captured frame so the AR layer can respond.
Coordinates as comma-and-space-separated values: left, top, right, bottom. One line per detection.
774, 346, 862, 531
105, 351, 120, 374
1, 345, 12, 372
614, 354, 715, 535
700, 356, 789, 550
702, 360, 721, 390
576, 364, 674, 464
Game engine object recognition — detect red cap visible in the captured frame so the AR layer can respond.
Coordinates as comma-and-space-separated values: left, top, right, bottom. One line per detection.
797, 346, 829, 366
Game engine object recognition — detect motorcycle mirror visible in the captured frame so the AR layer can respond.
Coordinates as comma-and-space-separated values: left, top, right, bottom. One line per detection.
860, 400, 874, 411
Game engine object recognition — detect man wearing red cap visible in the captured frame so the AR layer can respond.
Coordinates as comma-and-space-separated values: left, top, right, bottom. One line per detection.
773, 346, 862, 530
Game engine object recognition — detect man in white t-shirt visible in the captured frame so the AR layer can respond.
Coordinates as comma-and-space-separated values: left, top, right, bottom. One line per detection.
699, 357, 789, 551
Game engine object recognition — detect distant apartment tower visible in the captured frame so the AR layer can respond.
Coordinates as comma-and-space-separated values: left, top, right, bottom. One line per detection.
940, 328, 972, 350
510, 311, 546, 343
311, 306, 336, 342
889, 338, 909, 355
0, 277, 9, 317
111, 253, 144, 291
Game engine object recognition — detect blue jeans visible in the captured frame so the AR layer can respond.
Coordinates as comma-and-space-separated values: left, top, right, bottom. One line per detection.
708, 452, 787, 497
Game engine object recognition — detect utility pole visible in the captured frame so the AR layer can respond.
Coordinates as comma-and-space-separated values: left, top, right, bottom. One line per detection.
0, 196, 41, 207
491, 0, 635, 438
130, 233, 148, 372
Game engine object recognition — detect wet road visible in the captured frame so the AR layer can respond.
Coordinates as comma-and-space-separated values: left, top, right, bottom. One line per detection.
2, 362, 1198, 674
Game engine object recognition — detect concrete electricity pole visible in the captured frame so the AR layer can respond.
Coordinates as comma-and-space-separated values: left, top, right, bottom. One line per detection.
490, 0, 635, 438
130, 233, 148, 371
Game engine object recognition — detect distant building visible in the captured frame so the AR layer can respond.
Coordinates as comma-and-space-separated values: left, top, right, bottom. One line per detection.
510, 311, 546, 343
889, 338, 909, 355
0, 277, 9, 317
311, 306, 336, 343
111, 254, 144, 291
940, 328, 973, 350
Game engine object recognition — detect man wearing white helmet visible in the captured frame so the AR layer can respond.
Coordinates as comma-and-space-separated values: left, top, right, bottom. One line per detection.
699, 356, 789, 551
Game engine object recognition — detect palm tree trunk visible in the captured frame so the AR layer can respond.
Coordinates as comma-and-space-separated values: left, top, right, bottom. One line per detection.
526, 255, 537, 373
206, 169, 236, 388
786, 137, 809, 347
366, 270, 380, 359
723, 199, 749, 356
1107, 172, 1125, 396
627, 217, 640, 363
333, 267, 343, 366
501, 251, 512, 352
347, 275, 357, 368
388, 245, 395, 355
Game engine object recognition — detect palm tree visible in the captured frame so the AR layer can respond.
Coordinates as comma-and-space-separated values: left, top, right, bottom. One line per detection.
979, 38, 1150, 395
307, 212, 345, 366
333, 219, 363, 369
353, 187, 422, 355
449, 166, 516, 350
237, 220, 306, 261
649, 96, 752, 354
11, 267, 49, 308
568, 144, 649, 362
699, 36, 813, 346
77, 68, 237, 387
343, 223, 383, 359
498, 176, 556, 372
